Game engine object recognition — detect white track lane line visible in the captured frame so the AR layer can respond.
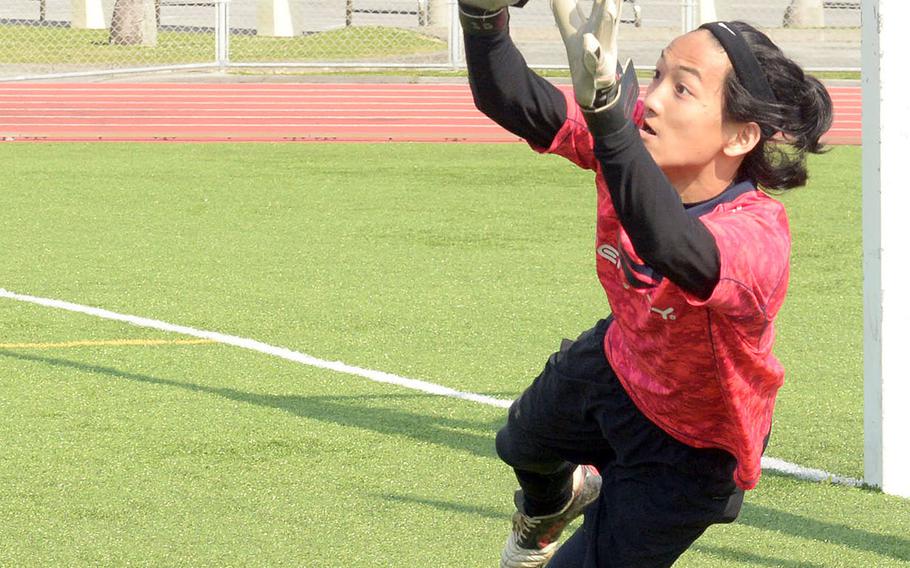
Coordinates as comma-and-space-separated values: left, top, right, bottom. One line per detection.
0, 287, 864, 488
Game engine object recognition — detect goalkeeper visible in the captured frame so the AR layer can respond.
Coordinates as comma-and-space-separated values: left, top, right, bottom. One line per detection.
460, 1, 833, 566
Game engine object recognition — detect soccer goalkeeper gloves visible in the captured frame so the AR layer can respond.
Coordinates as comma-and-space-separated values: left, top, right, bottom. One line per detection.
553, 0, 637, 133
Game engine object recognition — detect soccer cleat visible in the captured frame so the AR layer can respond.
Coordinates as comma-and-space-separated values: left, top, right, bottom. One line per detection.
500, 465, 602, 568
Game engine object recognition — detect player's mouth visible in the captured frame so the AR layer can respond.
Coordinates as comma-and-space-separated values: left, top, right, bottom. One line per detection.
641, 120, 657, 137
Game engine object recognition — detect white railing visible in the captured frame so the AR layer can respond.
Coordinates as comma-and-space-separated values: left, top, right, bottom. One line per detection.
0, 0, 860, 81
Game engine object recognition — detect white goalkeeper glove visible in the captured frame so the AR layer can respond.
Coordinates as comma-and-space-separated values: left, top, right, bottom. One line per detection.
551, 0, 623, 110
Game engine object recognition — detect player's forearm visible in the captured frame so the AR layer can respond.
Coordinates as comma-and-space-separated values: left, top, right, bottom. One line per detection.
462, 7, 566, 149
590, 108, 720, 299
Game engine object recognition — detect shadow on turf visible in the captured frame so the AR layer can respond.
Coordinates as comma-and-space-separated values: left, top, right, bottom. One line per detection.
737, 503, 910, 563
689, 545, 828, 568
377, 494, 910, 565
4, 349, 908, 563
0, 349, 504, 461
377, 495, 868, 567
379, 493, 508, 521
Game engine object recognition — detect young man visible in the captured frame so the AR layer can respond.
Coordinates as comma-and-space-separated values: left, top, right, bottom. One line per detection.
459, 1, 833, 566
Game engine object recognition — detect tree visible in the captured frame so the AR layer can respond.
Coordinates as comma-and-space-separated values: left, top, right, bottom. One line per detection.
109, 0, 158, 45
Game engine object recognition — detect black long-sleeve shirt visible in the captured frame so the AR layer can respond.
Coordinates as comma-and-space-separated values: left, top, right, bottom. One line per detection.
463, 28, 722, 299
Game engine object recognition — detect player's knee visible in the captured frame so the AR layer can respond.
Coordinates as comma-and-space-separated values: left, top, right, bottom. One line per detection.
496, 423, 548, 471
495, 424, 566, 474
495, 424, 522, 467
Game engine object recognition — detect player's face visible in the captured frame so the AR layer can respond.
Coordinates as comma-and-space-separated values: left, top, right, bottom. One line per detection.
639, 30, 735, 179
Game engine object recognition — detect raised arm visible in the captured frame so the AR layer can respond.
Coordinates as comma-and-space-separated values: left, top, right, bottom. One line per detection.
590, 110, 721, 299
552, 0, 720, 298
460, 2, 567, 148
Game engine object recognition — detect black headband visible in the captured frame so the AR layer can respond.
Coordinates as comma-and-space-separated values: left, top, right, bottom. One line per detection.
699, 22, 777, 104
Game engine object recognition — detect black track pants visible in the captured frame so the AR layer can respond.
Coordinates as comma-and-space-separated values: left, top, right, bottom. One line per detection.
495, 318, 746, 567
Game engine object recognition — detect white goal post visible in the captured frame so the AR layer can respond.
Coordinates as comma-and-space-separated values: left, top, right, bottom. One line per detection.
863, 0, 910, 499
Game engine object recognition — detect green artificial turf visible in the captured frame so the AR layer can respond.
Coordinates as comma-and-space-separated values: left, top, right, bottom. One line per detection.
0, 142, 905, 566
0, 24, 445, 66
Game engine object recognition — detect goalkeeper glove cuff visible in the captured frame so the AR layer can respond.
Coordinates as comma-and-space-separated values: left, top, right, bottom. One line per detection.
459, 3, 510, 35
582, 59, 640, 136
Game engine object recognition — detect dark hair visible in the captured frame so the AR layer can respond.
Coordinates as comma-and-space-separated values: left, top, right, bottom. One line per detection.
710, 21, 833, 191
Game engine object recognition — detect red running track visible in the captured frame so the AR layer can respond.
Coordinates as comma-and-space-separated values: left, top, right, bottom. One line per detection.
0, 82, 860, 145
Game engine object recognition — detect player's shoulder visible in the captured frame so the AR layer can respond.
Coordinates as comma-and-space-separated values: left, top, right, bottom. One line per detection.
703, 190, 791, 310
713, 187, 784, 211
701, 189, 791, 265
706, 189, 789, 230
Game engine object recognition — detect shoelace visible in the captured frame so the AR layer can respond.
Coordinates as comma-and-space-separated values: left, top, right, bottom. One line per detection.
514, 513, 542, 543
514, 468, 588, 547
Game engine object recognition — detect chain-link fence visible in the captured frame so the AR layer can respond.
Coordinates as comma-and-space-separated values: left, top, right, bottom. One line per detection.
509, 0, 859, 69
0, 0, 225, 79
227, 0, 452, 66
0, 0, 860, 80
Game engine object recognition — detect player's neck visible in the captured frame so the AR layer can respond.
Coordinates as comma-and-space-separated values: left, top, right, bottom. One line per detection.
666, 160, 740, 204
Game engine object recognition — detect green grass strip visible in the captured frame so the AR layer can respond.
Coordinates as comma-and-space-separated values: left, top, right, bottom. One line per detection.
0, 142, 903, 568
0, 23, 445, 65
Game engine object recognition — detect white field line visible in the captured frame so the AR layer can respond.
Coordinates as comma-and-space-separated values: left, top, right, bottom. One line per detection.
0, 288, 864, 489
0, 288, 510, 409
761, 457, 863, 487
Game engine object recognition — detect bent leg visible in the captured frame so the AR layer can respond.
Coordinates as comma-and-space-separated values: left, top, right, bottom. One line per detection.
495, 423, 577, 516
496, 319, 616, 516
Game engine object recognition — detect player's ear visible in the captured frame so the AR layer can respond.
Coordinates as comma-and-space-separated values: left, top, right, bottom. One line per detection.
722, 121, 760, 158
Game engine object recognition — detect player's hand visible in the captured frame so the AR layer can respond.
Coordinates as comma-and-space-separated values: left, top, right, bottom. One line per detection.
551, 0, 623, 110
